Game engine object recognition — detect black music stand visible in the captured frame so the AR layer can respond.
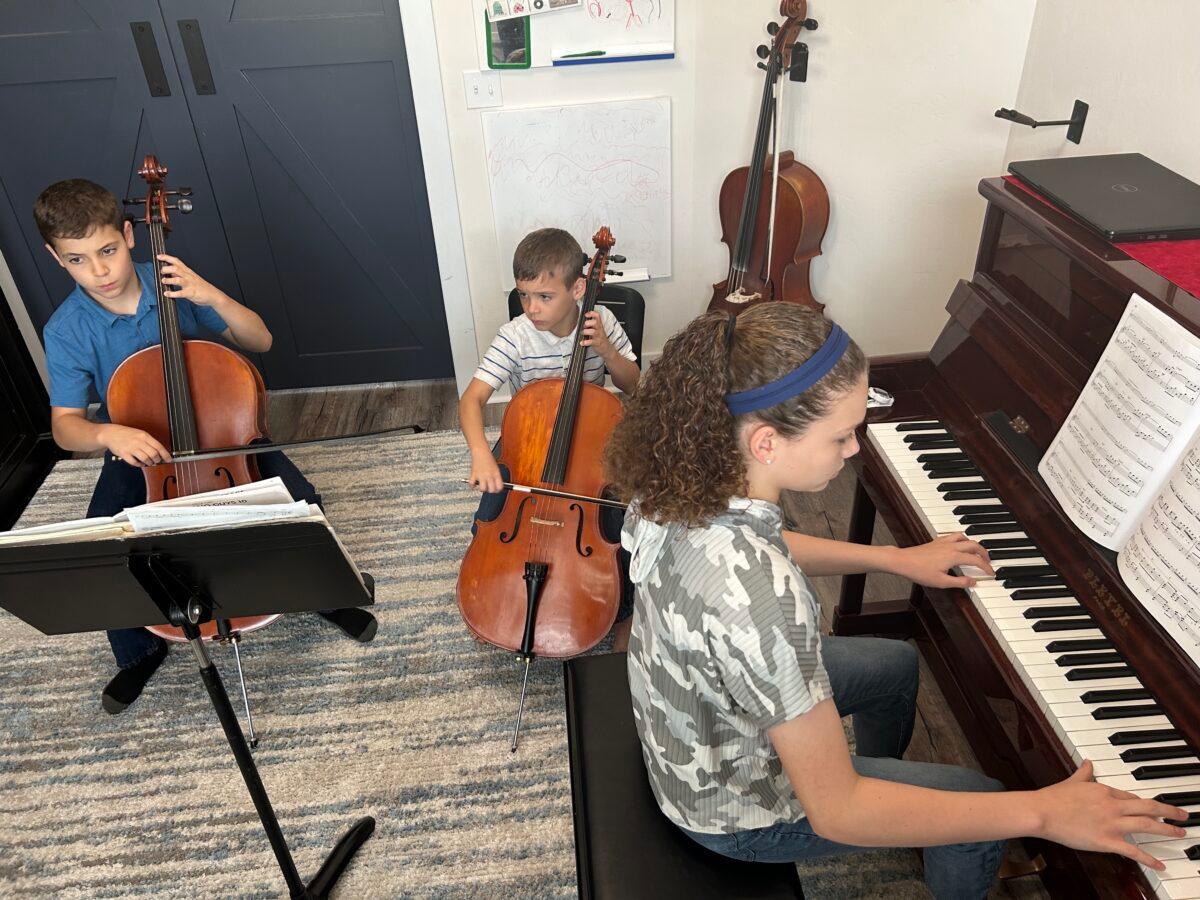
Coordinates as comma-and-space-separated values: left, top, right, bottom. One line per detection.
0, 521, 376, 899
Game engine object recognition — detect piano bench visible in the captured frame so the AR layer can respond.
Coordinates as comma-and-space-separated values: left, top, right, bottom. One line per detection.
564, 652, 806, 900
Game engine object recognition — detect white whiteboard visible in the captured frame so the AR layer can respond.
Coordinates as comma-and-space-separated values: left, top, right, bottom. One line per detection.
534, 0, 674, 66
482, 96, 672, 287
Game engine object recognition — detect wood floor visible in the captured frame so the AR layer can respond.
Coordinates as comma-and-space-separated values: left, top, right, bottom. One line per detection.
200, 380, 1055, 896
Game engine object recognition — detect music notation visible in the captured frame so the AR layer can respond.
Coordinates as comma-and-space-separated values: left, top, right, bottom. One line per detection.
1120, 446, 1200, 668
1040, 294, 1200, 551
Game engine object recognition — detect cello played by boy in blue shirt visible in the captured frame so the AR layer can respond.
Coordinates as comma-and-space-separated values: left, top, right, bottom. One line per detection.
34, 178, 377, 715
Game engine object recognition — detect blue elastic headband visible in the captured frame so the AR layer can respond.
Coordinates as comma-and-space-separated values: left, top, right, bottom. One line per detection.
725, 323, 851, 415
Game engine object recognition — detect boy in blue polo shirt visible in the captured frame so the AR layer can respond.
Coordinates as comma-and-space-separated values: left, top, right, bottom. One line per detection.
34, 178, 377, 714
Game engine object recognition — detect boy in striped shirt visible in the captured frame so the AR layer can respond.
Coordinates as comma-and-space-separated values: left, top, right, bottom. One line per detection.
459, 227, 640, 647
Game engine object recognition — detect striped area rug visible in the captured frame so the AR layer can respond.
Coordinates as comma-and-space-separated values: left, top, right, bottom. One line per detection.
0, 430, 928, 898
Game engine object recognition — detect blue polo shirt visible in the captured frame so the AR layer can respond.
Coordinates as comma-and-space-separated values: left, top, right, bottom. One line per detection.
43, 260, 228, 418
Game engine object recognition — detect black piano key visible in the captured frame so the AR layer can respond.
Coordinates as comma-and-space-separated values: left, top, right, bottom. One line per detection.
1054, 651, 1124, 668
903, 427, 949, 437
921, 465, 979, 480
955, 511, 1012, 525
1123, 745, 1195, 763
988, 548, 1045, 561
1187, 845, 1200, 862
1050, 639, 1114, 653
1078, 687, 1148, 702
944, 489, 998, 501
1012, 587, 1074, 601
1091, 704, 1162, 720
917, 452, 967, 464
967, 523, 1027, 535
1065, 665, 1135, 681
995, 564, 1057, 578
1153, 792, 1200, 807
1003, 575, 1066, 589
980, 537, 1037, 549
1110, 729, 1182, 746
1165, 812, 1200, 827
952, 504, 1011, 515
907, 440, 959, 450
895, 421, 943, 432
1134, 763, 1200, 782
904, 432, 952, 443
1022, 605, 1085, 619
1032, 618, 1096, 632
937, 480, 990, 492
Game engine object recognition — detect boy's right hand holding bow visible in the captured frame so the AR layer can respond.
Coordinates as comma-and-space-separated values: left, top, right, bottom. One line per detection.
468, 448, 505, 494
103, 423, 170, 467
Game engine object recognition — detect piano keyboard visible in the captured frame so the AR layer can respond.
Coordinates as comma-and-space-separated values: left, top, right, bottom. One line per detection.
869, 420, 1200, 898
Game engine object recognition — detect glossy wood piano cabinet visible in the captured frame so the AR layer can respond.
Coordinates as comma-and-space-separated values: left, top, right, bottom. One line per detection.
0, 286, 59, 529
839, 177, 1200, 899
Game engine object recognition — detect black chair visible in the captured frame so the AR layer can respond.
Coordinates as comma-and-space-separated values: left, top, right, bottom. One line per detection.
564, 652, 805, 900
507, 284, 645, 368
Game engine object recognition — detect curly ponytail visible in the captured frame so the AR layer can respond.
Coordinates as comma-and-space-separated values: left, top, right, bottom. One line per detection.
605, 304, 867, 526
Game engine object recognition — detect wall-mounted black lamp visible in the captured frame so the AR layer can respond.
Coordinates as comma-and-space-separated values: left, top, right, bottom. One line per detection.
995, 99, 1089, 144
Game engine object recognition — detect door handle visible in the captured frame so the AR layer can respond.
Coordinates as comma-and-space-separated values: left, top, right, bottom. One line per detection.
130, 22, 171, 97
177, 19, 216, 95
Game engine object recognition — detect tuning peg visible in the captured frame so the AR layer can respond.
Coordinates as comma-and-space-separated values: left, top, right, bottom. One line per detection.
607, 270, 624, 277
168, 198, 194, 213
802, 17, 818, 30
766, 21, 780, 35
756, 44, 770, 60
610, 254, 626, 263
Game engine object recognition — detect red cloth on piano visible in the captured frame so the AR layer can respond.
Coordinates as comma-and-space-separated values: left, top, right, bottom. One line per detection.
1002, 174, 1200, 297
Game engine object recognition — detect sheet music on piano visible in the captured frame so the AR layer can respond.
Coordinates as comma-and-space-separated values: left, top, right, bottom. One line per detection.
1038, 293, 1200, 665
1119, 444, 1200, 664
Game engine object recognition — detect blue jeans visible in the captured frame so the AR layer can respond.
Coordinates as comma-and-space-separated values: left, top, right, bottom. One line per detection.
87, 449, 322, 669
683, 636, 1005, 900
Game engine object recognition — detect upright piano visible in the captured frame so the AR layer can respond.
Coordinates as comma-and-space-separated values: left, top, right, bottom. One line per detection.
840, 176, 1200, 899
0, 284, 57, 529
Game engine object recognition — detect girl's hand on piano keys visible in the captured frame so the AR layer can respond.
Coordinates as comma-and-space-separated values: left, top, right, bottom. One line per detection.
1035, 760, 1189, 871
887, 533, 993, 588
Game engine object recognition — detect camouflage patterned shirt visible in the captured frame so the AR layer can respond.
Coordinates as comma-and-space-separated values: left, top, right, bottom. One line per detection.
622, 497, 832, 834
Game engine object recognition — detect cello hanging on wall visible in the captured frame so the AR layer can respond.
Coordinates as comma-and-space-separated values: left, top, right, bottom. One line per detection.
709, 0, 827, 315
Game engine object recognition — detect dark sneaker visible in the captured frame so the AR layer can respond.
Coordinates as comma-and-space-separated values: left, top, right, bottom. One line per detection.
318, 607, 378, 643
102, 642, 168, 714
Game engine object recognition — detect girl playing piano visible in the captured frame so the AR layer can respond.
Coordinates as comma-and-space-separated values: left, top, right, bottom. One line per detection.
604, 303, 1186, 897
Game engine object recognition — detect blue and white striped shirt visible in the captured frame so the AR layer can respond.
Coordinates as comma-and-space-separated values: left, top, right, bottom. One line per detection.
472, 303, 636, 394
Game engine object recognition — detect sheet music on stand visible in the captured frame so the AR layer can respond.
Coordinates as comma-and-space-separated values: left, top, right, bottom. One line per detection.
0, 481, 377, 894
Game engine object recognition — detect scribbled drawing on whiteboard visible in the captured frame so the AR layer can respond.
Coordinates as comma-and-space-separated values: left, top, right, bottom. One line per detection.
586, 0, 663, 29
482, 97, 672, 288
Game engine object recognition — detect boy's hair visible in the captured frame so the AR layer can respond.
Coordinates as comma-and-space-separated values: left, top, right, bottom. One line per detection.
606, 304, 868, 526
34, 179, 124, 245
513, 228, 584, 287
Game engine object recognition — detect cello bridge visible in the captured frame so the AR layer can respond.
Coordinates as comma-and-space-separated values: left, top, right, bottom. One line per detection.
530, 517, 563, 527
725, 288, 762, 305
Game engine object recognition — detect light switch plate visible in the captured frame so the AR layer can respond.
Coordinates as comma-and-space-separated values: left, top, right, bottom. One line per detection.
463, 69, 502, 109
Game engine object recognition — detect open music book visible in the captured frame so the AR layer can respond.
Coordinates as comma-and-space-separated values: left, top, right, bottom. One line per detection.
0, 477, 338, 549
1039, 293, 1200, 662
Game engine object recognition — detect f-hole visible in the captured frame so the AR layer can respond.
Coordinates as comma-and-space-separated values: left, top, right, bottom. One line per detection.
162, 474, 177, 498
500, 496, 532, 543
570, 503, 593, 557
214, 466, 236, 488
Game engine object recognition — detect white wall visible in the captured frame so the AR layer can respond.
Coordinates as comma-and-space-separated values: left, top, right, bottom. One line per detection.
434, 0, 1035, 365
1002, 0, 1200, 182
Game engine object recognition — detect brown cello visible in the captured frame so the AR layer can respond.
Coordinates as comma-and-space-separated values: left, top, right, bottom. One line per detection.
107, 156, 276, 739
709, 0, 827, 315
457, 227, 625, 750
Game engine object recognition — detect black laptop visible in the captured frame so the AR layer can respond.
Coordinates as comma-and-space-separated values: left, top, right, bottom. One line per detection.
1007, 153, 1200, 242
